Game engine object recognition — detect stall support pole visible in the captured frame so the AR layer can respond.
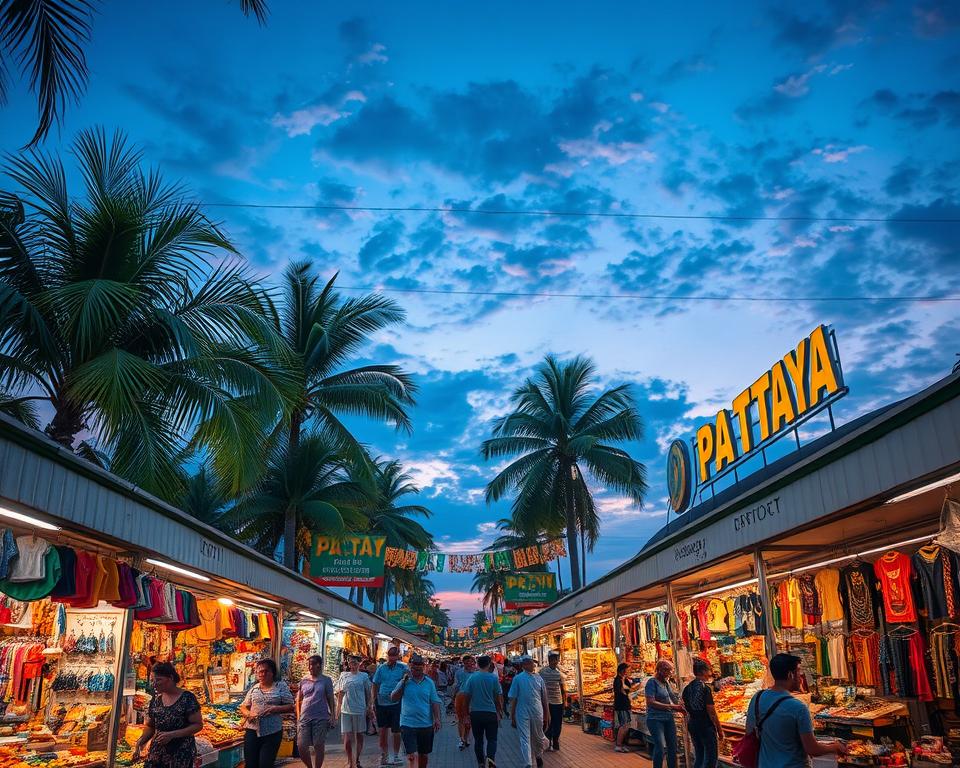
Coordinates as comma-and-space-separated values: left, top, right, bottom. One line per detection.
106, 607, 135, 768
754, 549, 779, 657
274, 606, 285, 668
612, 600, 622, 661
667, 582, 693, 768
574, 621, 587, 732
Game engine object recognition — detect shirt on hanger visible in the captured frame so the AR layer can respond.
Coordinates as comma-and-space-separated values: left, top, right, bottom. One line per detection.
8, 536, 50, 582
814, 569, 844, 622
874, 551, 917, 624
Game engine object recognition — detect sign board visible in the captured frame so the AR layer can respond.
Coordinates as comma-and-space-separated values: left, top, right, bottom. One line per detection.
493, 612, 523, 633
386, 609, 420, 633
309, 535, 387, 587
503, 572, 558, 608
668, 324, 845, 514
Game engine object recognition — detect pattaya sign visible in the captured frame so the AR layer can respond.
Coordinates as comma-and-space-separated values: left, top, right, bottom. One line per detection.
386, 609, 420, 632
493, 612, 523, 633
668, 325, 845, 513
503, 572, 558, 609
309, 534, 387, 587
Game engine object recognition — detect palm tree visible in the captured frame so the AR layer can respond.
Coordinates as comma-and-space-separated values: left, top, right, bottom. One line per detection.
1, 1, 268, 146
357, 458, 433, 615
233, 433, 366, 564
275, 261, 417, 569
482, 355, 647, 592
472, 570, 506, 620
181, 465, 232, 530
0, 128, 294, 499
472, 610, 489, 631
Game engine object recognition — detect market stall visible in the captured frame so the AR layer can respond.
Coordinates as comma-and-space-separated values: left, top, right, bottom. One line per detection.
530, 628, 580, 724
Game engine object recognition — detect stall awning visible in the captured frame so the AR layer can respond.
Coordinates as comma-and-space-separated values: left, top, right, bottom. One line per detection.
0, 413, 422, 646
495, 369, 960, 646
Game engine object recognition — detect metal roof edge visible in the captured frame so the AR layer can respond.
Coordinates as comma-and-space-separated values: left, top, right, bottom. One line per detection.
495, 368, 960, 645
0, 412, 419, 645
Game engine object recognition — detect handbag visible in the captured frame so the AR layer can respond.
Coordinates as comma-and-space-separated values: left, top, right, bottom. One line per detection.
732, 690, 790, 768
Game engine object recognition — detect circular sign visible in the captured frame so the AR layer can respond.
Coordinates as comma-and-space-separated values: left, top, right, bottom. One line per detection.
666, 439, 693, 514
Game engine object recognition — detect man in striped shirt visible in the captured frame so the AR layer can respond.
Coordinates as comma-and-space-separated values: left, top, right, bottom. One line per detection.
538, 652, 566, 751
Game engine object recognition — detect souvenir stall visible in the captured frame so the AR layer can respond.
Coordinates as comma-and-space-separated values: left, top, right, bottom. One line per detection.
322, 624, 371, 679
530, 628, 580, 724
117, 590, 279, 767
578, 618, 618, 736
281, 617, 324, 686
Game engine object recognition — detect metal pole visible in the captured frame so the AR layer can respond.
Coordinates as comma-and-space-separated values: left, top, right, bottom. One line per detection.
666, 582, 693, 768
612, 600, 622, 661
106, 607, 135, 767
574, 621, 587, 732
754, 549, 779, 658
274, 606, 284, 668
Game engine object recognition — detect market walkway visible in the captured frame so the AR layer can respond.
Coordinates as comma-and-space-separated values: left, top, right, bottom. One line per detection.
280, 717, 654, 767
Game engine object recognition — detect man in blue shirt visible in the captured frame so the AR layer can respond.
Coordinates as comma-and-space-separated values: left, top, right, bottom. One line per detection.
391, 654, 442, 768
461, 655, 504, 768
372, 646, 407, 766
745, 653, 849, 768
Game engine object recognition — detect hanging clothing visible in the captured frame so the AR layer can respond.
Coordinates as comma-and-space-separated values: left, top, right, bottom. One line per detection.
706, 599, 728, 633
874, 551, 917, 623
841, 563, 877, 630
797, 575, 822, 625
826, 635, 849, 680
815, 569, 844, 623
851, 633, 881, 687
912, 545, 958, 620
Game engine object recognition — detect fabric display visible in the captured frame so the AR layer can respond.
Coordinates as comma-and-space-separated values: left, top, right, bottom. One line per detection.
581, 621, 614, 649
685, 592, 765, 641
619, 610, 669, 645
385, 538, 567, 573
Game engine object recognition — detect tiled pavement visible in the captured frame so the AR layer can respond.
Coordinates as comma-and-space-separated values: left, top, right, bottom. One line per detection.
280, 717, 654, 767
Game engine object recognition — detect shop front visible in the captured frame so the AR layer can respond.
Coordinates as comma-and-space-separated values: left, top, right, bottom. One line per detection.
493, 363, 960, 765
0, 414, 422, 768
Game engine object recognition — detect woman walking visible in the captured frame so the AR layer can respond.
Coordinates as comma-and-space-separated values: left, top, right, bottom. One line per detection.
613, 663, 633, 753
239, 659, 295, 768
644, 660, 684, 768
682, 659, 724, 768
335, 654, 374, 768
132, 662, 203, 768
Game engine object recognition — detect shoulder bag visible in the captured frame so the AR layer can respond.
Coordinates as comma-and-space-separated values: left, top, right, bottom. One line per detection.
731, 690, 790, 768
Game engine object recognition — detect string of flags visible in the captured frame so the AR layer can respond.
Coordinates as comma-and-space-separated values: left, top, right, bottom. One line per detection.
383, 539, 566, 573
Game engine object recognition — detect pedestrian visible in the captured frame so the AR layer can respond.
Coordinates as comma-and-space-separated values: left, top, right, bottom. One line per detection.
644, 660, 684, 768
500, 662, 515, 707
461, 654, 504, 768
238, 659, 296, 768
296, 655, 336, 768
745, 653, 849, 767
131, 662, 203, 768
613, 662, 633, 753
390, 653, 442, 768
680, 659, 723, 768
508, 655, 550, 768
372, 646, 408, 766
336, 654, 375, 768
538, 651, 565, 751
454, 654, 477, 750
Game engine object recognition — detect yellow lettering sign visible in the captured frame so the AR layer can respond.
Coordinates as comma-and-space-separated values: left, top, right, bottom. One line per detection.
714, 410, 738, 474
769, 361, 797, 433
696, 423, 715, 483
808, 325, 840, 406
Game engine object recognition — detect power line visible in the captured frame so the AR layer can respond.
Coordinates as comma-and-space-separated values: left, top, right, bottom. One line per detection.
337, 284, 960, 303
202, 201, 960, 225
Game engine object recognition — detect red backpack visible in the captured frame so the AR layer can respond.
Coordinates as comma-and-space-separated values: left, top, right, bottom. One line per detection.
732, 691, 790, 768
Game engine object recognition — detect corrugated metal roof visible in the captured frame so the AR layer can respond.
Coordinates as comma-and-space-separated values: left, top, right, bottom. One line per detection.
0, 413, 427, 646
494, 369, 960, 646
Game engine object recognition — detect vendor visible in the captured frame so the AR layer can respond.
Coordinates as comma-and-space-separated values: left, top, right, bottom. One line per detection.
132, 662, 203, 768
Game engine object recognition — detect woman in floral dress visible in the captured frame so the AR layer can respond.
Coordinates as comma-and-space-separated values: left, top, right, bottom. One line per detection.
132, 662, 203, 767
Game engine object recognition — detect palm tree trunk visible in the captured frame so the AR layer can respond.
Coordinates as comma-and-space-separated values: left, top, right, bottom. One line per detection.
564, 473, 582, 591
282, 410, 303, 570
45, 396, 84, 448
580, 525, 587, 586
556, 555, 563, 593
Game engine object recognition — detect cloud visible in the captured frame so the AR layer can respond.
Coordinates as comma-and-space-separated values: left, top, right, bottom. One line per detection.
403, 458, 461, 498
774, 65, 827, 98
913, 1, 960, 38
859, 89, 960, 129
358, 217, 406, 270
811, 144, 868, 163
271, 91, 366, 137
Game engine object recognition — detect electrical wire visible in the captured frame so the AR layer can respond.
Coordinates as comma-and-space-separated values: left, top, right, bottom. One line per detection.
201, 201, 960, 225
336, 284, 960, 303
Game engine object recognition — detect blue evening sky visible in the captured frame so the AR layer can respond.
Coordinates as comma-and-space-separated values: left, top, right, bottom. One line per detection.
2, 1, 958, 624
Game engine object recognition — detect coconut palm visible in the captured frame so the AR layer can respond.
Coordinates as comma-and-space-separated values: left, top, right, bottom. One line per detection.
482, 355, 647, 592
1, 1, 268, 146
472, 610, 489, 631
232, 433, 366, 564
356, 458, 433, 614
181, 465, 233, 530
275, 261, 416, 569
0, 128, 294, 499
471, 569, 506, 620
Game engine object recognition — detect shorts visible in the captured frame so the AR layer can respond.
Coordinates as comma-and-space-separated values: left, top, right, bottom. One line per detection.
455, 693, 471, 722
614, 710, 632, 728
297, 718, 330, 744
400, 725, 435, 755
376, 703, 401, 732
340, 712, 367, 734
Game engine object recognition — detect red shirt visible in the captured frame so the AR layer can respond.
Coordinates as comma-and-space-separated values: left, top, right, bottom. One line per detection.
874, 551, 916, 623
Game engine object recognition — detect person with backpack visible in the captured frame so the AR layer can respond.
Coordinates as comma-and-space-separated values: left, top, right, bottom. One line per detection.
742, 654, 848, 768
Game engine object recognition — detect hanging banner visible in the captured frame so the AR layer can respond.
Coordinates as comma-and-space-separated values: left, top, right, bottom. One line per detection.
309, 534, 387, 587
503, 572, 558, 608
383, 539, 567, 574
493, 612, 523, 633
386, 609, 420, 633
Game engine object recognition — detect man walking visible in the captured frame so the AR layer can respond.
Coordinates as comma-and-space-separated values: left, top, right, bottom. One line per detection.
296, 655, 336, 768
538, 651, 565, 751
391, 654, 442, 768
509, 655, 550, 768
453, 654, 477, 750
745, 653, 849, 767
372, 646, 407, 766
461, 655, 504, 768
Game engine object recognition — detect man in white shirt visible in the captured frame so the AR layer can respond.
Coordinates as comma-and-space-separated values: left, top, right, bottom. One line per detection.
509, 656, 550, 768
